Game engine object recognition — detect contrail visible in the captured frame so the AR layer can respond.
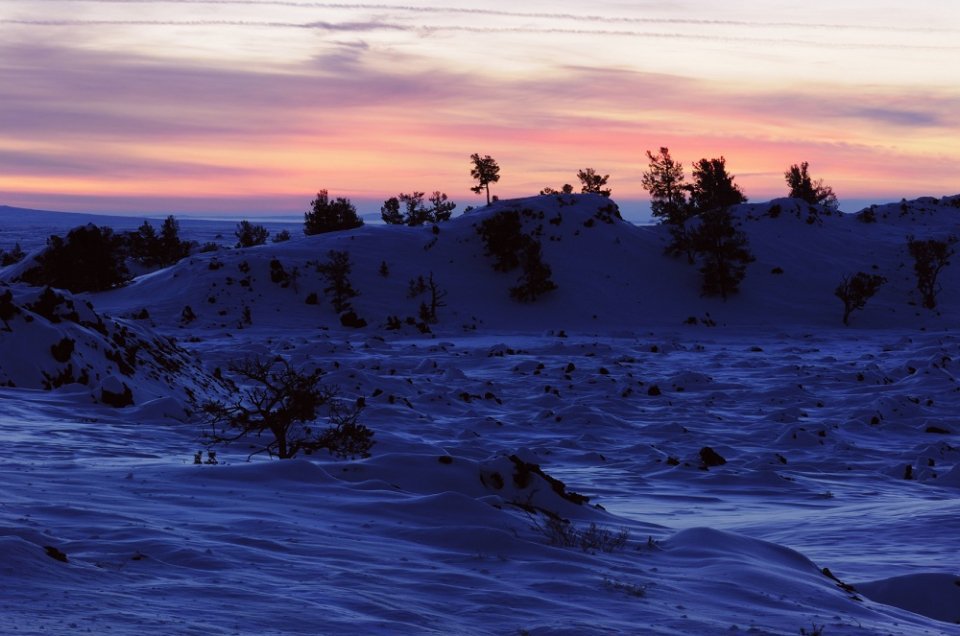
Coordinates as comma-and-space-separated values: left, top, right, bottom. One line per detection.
7, 0, 958, 34
3, 17, 957, 51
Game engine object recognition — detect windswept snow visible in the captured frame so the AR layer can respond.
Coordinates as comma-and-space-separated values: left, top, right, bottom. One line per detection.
1, 194, 959, 635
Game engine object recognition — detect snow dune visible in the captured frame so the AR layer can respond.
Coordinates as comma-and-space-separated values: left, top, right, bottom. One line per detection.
0, 193, 958, 634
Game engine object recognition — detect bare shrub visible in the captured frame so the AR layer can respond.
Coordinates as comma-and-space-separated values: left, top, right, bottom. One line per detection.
201, 357, 372, 459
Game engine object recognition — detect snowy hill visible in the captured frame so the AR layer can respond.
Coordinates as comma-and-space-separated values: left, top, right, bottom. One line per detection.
74, 192, 960, 333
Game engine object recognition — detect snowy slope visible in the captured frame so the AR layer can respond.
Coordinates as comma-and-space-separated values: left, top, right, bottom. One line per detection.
0, 283, 229, 411
69, 192, 960, 334
1, 195, 959, 635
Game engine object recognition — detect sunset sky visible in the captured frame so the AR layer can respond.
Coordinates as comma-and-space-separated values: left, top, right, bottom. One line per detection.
1, 1, 958, 220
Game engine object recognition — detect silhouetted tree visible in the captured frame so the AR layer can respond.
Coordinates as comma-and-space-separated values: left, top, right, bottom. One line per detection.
427, 191, 456, 223
689, 156, 747, 213
272, 229, 291, 243
129, 220, 159, 263
201, 356, 372, 459
18, 224, 130, 292
382, 191, 456, 225
316, 249, 358, 313
477, 210, 526, 272
470, 153, 501, 205
689, 208, 754, 299
477, 210, 556, 301
304, 190, 364, 235
907, 235, 957, 309
158, 215, 191, 264
641, 147, 689, 225
408, 272, 447, 323
400, 192, 428, 226
127, 216, 190, 266
577, 168, 611, 197
510, 241, 557, 302
785, 161, 837, 210
540, 184, 574, 196
642, 147, 696, 261
380, 197, 403, 225
235, 220, 269, 248
835, 272, 886, 325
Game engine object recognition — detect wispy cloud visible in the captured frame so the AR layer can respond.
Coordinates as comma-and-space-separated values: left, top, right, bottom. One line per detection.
2, 1, 957, 212
17, 0, 959, 34
3, 17, 957, 51
0, 18, 407, 32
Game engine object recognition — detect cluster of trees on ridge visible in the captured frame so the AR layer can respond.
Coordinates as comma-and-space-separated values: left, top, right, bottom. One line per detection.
2, 151, 956, 324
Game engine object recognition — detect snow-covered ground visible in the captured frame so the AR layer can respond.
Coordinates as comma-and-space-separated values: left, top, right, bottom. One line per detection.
1, 194, 959, 635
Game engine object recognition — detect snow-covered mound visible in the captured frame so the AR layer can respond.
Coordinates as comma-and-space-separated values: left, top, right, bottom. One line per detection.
856, 572, 960, 623
854, 194, 960, 227
0, 283, 227, 410
80, 193, 960, 333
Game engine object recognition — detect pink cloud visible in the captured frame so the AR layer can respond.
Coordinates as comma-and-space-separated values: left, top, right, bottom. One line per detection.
1, 41, 956, 214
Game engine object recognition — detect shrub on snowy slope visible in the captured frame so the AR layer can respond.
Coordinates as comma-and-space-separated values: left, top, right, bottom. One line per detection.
304, 190, 364, 235
235, 220, 269, 248
576, 168, 612, 198
835, 272, 886, 326
476, 209, 557, 302
907, 235, 957, 310
201, 356, 373, 459
125, 216, 193, 267
784, 161, 838, 213
17, 224, 130, 293
689, 207, 753, 299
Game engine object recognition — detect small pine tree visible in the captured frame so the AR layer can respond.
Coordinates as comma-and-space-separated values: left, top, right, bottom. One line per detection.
427, 191, 456, 223
407, 272, 447, 322
477, 210, 556, 301
577, 168, 611, 197
159, 215, 191, 264
835, 272, 886, 325
641, 147, 689, 225
316, 250, 358, 313
510, 241, 557, 301
382, 191, 455, 225
477, 210, 526, 272
272, 229, 291, 243
541, 184, 575, 196
18, 224, 130, 292
690, 209, 753, 299
399, 192, 428, 226
130, 220, 159, 264
235, 220, 269, 248
469, 153, 501, 205
689, 156, 747, 213
304, 190, 364, 235
380, 197, 404, 225
785, 161, 837, 211
642, 147, 696, 261
907, 235, 957, 309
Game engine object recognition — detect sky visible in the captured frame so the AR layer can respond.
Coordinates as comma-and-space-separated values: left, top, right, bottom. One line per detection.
1, 0, 958, 221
